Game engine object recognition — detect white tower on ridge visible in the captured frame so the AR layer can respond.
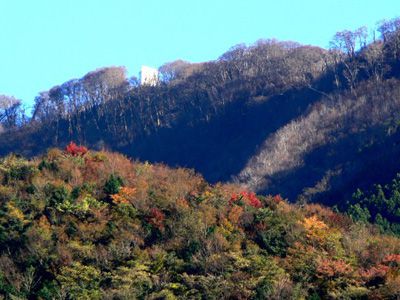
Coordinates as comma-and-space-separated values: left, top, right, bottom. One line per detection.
140, 66, 159, 86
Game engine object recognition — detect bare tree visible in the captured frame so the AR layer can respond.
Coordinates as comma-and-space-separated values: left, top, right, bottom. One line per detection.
329, 27, 369, 92
377, 17, 400, 42
82, 66, 128, 107
377, 17, 400, 71
359, 41, 385, 82
159, 60, 193, 82
0, 95, 23, 130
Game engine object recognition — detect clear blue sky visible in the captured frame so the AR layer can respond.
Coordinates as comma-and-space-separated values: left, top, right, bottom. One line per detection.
1, 0, 399, 110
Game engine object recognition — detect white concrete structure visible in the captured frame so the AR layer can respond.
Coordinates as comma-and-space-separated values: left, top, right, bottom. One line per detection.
140, 66, 159, 86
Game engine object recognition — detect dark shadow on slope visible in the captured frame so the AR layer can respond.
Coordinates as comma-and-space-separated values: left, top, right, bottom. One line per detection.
121, 87, 323, 183
261, 125, 400, 205
0, 85, 324, 187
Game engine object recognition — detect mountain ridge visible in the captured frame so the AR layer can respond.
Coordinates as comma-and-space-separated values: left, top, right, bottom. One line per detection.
1, 18, 400, 206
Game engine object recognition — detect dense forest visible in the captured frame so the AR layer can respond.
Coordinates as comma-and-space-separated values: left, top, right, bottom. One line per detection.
2, 17, 400, 298
2, 18, 400, 208
0, 146, 399, 299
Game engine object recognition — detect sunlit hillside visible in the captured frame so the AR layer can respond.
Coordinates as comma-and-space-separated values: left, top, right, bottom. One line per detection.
0, 146, 399, 298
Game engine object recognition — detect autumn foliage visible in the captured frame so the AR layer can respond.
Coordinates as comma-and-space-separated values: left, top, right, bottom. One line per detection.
65, 141, 88, 156
146, 207, 165, 230
316, 258, 353, 279
230, 191, 262, 208
110, 186, 136, 204
0, 148, 399, 299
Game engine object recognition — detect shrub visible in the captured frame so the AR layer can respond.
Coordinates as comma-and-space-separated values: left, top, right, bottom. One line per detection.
65, 142, 88, 157
57, 262, 102, 300
103, 174, 123, 196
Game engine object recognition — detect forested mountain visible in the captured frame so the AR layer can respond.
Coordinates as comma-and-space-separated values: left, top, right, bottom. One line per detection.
3, 16, 400, 300
0, 147, 400, 299
2, 18, 400, 207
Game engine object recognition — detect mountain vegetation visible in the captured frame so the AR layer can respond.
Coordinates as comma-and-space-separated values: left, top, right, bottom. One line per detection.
2, 16, 400, 299
2, 18, 400, 207
0, 147, 400, 299
344, 172, 400, 236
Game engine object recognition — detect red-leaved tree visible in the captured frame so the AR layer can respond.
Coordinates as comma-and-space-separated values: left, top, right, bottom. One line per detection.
230, 191, 262, 208
65, 142, 88, 157
147, 208, 165, 230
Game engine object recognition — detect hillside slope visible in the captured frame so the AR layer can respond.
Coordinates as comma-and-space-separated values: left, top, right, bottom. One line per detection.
1, 19, 400, 205
0, 148, 400, 299
237, 79, 400, 202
